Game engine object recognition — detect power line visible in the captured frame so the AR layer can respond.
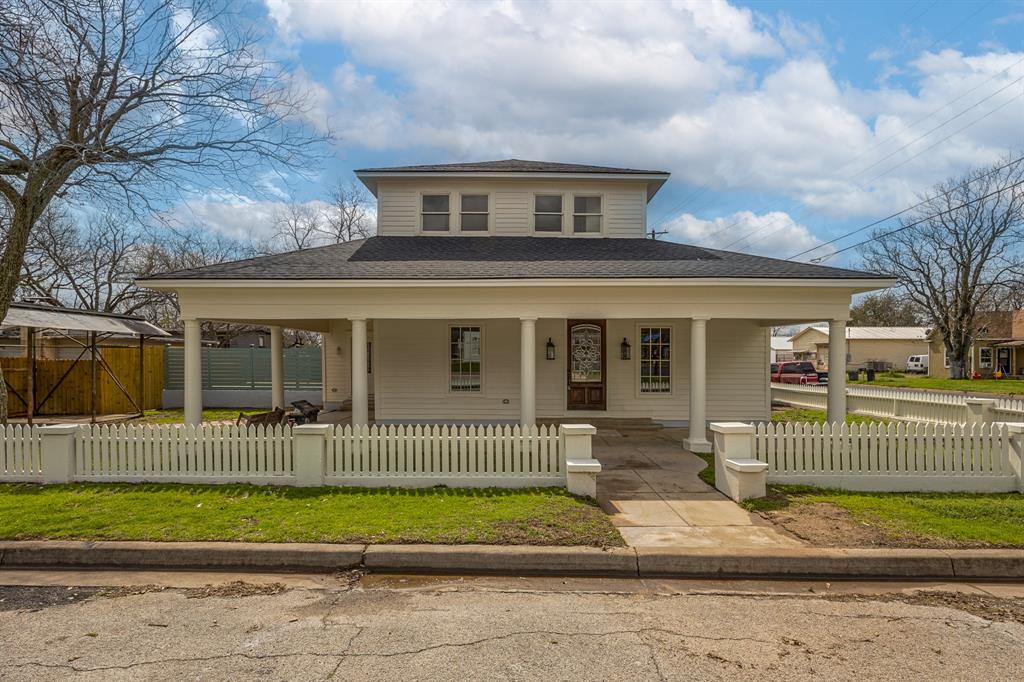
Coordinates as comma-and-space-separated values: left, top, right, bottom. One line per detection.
786, 154, 1024, 260
646, 50, 1024, 241
808, 176, 1024, 264
723, 88, 1024, 252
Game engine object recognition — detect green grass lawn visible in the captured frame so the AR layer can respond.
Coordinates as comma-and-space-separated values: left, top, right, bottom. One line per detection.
0, 483, 622, 547
744, 486, 1024, 547
851, 372, 1024, 397
771, 408, 883, 425
135, 409, 258, 424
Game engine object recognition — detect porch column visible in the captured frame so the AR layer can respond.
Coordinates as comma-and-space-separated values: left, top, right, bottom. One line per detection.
827, 319, 847, 423
183, 318, 203, 426
270, 325, 285, 409
350, 318, 368, 425
520, 317, 537, 426
683, 317, 712, 453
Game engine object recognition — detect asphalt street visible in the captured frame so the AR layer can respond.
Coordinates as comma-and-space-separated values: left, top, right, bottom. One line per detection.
0, 570, 1022, 680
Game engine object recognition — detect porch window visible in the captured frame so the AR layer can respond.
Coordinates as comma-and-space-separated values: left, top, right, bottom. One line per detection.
534, 195, 563, 232
460, 194, 489, 232
980, 346, 993, 369
573, 195, 602, 233
639, 327, 671, 393
422, 194, 450, 232
450, 326, 482, 392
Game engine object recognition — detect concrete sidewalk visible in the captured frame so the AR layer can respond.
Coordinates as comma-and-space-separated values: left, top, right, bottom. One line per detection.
594, 429, 802, 549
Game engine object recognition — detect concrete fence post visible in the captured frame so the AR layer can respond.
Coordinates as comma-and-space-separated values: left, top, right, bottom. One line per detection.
38, 424, 79, 484
1005, 423, 1024, 493
560, 424, 601, 499
292, 424, 331, 487
966, 398, 999, 425
709, 422, 767, 503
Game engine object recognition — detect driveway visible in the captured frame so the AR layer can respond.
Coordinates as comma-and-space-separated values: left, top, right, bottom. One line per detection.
594, 429, 803, 549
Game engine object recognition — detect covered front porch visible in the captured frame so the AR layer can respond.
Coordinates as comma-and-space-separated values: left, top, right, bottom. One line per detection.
176, 311, 855, 453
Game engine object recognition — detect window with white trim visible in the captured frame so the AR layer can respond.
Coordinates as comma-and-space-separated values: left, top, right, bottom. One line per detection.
980, 346, 993, 369
534, 195, 563, 232
639, 327, 671, 393
573, 195, 602, 233
450, 326, 482, 392
460, 194, 489, 232
943, 347, 950, 368
421, 194, 450, 232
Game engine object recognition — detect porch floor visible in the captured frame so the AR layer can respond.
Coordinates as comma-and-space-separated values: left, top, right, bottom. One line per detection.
595, 429, 804, 549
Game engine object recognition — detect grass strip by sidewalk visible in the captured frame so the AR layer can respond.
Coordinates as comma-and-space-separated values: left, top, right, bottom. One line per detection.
0, 483, 623, 548
744, 486, 1024, 547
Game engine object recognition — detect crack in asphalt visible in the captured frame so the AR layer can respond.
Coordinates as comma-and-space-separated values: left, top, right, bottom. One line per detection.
4, 627, 775, 673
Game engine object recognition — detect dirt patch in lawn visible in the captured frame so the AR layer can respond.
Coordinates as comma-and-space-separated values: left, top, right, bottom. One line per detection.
751, 501, 987, 549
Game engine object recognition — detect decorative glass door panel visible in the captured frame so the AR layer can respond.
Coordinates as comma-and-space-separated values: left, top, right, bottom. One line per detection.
567, 321, 606, 410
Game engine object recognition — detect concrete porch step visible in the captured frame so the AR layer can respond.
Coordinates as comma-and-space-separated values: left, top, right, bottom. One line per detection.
542, 418, 664, 431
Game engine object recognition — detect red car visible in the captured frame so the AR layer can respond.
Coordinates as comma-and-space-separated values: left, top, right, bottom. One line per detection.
771, 361, 825, 385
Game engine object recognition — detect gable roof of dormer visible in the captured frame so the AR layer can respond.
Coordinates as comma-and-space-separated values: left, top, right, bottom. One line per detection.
355, 159, 670, 200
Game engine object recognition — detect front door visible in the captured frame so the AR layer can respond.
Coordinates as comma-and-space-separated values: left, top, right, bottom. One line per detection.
996, 347, 1012, 374
567, 320, 606, 410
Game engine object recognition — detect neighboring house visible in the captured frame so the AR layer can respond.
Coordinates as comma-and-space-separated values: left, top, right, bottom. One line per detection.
789, 326, 930, 372
770, 336, 794, 362
927, 310, 1024, 378
140, 159, 891, 451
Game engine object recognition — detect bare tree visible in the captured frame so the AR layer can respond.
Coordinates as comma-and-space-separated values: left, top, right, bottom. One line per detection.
0, 0, 324, 420
323, 179, 374, 242
261, 199, 325, 253
19, 209, 162, 314
861, 156, 1024, 378
849, 291, 924, 327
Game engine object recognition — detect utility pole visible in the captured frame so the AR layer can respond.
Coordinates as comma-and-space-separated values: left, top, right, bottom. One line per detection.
647, 228, 669, 240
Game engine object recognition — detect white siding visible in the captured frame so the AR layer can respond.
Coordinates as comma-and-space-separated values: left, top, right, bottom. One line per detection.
369, 318, 770, 423
377, 188, 418, 235
374, 179, 649, 238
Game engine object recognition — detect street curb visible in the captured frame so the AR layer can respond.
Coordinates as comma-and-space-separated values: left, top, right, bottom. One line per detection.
1, 541, 1023, 580
363, 544, 639, 576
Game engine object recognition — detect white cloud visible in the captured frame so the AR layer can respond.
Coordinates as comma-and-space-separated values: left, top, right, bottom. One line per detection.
664, 210, 829, 261
265, 0, 1024, 227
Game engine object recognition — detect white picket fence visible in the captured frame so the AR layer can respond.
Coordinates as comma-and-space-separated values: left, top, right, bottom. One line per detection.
0, 423, 576, 489
75, 424, 295, 484
0, 424, 41, 481
752, 421, 1022, 492
771, 382, 1024, 425
326, 424, 563, 486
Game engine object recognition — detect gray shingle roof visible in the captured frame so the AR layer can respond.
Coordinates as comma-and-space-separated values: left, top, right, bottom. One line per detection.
355, 159, 669, 175
143, 237, 884, 282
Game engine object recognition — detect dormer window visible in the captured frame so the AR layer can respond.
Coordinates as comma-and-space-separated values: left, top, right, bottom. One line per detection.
421, 194, 450, 232
534, 195, 563, 233
460, 194, 489, 232
573, 195, 602, 233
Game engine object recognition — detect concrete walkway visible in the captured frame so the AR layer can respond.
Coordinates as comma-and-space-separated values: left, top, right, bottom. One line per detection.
594, 429, 804, 549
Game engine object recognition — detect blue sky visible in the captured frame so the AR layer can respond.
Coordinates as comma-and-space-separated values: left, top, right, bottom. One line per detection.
175, 0, 1024, 265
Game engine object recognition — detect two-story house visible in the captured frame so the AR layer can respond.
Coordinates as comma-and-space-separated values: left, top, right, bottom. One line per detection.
141, 160, 892, 451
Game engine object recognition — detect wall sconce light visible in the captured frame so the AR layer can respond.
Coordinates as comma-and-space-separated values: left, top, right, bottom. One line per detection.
620, 338, 631, 360
545, 338, 556, 360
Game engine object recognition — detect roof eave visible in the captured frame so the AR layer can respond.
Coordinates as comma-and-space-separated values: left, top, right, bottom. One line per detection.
138, 276, 897, 291
354, 170, 671, 200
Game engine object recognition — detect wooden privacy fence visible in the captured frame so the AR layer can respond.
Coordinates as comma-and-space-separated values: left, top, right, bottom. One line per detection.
771, 382, 1024, 425
2, 346, 164, 417
750, 421, 1023, 492
0, 423, 594, 491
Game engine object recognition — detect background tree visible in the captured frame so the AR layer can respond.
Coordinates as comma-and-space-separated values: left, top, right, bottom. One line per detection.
0, 0, 323, 421
324, 179, 374, 242
861, 156, 1024, 378
849, 291, 924, 327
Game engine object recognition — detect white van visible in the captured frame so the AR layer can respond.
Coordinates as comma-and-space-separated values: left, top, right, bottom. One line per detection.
906, 355, 929, 373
